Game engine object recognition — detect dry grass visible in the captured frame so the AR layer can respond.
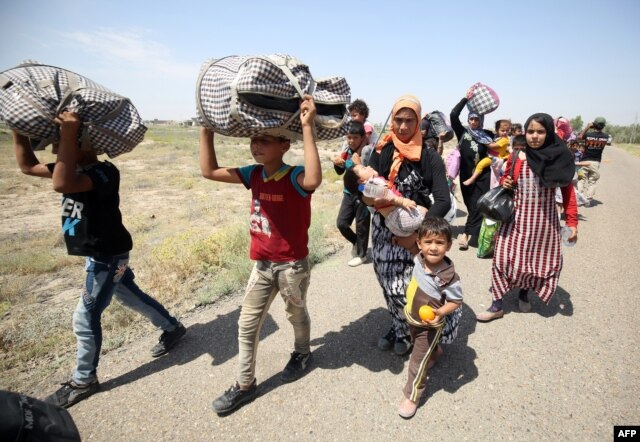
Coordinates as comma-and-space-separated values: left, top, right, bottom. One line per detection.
0, 124, 345, 395
615, 143, 640, 158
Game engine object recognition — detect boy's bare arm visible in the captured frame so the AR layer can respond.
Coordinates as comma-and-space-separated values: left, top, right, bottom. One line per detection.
297, 95, 322, 191
13, 131, 52, 178
199, 128, 241, 184
51, 112, 93, 193
425, 300, 462, 326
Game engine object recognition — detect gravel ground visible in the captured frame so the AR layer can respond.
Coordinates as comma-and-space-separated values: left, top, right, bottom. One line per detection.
64, 146, 639, 441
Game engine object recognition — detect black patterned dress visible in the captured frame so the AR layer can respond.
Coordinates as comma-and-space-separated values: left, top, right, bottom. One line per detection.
369, 143, 451, 341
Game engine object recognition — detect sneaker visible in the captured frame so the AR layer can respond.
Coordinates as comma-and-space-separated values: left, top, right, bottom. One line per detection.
393, 336, 413, 356
377, 328, 395, 351
151, 323, 186, 357
280, 351, 312, 383
211, 379, 258, 414
348, 255, 370, 267
44, 380, 100, 408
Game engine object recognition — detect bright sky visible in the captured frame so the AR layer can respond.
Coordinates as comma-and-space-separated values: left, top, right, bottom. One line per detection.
2, 0, 640, 128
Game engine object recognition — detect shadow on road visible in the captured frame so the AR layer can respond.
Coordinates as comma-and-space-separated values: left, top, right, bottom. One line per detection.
248, 308, 410, 406
309, 307, 408, 374
423, 303, 479, 401
100, 306, 279, 392
535, 286, 574, 318
100, 301, 490, 408
499, 286, 574, 318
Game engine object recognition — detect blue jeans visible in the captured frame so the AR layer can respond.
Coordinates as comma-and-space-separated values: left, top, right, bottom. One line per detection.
72, 254, 178, 384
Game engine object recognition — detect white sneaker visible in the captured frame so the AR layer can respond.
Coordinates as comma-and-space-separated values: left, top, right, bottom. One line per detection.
348, 256, 370, 267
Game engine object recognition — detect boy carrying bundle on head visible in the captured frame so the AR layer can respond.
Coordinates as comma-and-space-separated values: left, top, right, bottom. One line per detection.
12, 112, 186, 409
200, 95, 321, 415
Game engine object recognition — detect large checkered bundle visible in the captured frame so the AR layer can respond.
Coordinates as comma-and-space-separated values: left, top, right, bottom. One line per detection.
466, 82, 500, 115
196, 54, 350, 140
0, 61, 147, 158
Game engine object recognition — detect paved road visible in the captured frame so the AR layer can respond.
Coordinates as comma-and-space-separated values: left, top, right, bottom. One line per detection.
67, 146, 639, 441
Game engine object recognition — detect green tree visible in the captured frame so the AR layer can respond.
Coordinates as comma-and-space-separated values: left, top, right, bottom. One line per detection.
570, 116, 583, 132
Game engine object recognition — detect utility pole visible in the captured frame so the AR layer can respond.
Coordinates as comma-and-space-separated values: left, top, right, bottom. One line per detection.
632, 113, 638, 144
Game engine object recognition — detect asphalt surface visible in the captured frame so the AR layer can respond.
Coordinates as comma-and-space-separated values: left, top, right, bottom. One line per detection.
66, 146, 639, 441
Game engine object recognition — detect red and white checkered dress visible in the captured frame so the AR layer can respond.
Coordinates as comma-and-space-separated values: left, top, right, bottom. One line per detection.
491, 160, 562, 304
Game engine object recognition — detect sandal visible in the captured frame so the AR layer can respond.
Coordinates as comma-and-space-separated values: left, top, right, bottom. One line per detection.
398, 398, 417, 419
458, 234, 469, 250
476, 309, 504, 322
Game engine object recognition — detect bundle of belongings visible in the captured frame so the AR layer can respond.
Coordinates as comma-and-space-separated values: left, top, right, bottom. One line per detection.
0, 61, 147, 158
195, 54, 351, 140
465, 82, 500, 115
423, 110, 454, 142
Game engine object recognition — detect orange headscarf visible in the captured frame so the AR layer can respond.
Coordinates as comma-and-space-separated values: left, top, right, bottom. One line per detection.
376, 95, 423, 183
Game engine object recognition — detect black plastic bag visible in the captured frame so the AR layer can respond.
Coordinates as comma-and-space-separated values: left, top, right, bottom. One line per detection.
477, 186, 514, 223
477, 148, 519, 223
0, 390, 81, 441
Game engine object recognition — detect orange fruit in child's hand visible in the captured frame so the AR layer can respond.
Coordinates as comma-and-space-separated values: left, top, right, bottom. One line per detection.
419, 305, 436, 321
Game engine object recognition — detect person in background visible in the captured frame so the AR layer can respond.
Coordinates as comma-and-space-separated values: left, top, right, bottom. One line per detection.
510, 123, 523, 147
332, 121, 372, 266
450, 91, 493, 250
511, 123, 523, 136
348, 99, 379, 166
577, 117, 609, 206
462, 119, 511, 186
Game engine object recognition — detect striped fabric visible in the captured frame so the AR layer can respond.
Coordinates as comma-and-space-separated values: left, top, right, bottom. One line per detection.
491, 162, 563, 304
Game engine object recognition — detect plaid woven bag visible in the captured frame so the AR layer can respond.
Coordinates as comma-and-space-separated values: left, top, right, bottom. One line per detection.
196, 54, 350, 140
466, 82, 500, 115
0, 61, 147, 158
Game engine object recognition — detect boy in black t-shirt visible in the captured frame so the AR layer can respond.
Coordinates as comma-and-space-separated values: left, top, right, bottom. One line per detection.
12, 112, 185, 408
577, 116, 609, 204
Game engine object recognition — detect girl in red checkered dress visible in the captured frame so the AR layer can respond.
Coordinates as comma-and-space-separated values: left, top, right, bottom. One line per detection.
476, 113, 579, 322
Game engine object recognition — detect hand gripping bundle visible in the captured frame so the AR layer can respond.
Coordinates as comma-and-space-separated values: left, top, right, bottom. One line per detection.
195, 54, 351, 140
0, 61, 147, 158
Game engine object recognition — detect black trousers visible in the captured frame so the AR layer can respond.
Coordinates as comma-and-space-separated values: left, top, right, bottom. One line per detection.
336, 193, 370, 257
460, 172, 490, 241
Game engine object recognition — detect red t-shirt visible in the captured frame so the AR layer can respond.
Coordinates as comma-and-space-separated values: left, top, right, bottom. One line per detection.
237, 164, 312, 262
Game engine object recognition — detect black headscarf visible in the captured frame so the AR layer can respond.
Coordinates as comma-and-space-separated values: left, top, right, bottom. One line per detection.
524, 113, 575, 188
